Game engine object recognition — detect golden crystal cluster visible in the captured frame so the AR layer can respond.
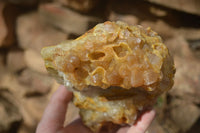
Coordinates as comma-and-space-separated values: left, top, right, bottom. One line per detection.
41, 21, 175, 132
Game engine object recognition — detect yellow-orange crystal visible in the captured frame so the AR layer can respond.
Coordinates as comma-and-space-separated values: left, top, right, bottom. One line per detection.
41, 21, 175, 132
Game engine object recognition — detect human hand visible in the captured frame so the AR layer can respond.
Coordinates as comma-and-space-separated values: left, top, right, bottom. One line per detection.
36, 85, 155, 133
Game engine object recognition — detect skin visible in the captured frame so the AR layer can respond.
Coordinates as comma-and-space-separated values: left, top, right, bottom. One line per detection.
36, 85, 156, 133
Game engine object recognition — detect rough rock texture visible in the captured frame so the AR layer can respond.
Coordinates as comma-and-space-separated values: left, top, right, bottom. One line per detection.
17, 12, 67, 53
170, 99, 200, 132
41, 21, 175, 132
39, 3, 102, 35
166, 36, 200, 102
24, 49, 47, 74
54, 0, 99, 12
0, 71, 50, 133
146, 0, 200, 15
0, 90, 22, 133
7, 50, 26, 72
18, 69, 53, 96
109, 11, 139, 26
164, 36, 200, 132
141, 20, 200, 40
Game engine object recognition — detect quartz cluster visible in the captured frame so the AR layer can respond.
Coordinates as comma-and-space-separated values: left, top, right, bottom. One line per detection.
41, 21, 175, 132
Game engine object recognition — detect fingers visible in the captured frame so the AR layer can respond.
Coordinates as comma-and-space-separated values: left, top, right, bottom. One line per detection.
36, 85, 72, 133
127, 109, 156, 133
59, 119, 93, 133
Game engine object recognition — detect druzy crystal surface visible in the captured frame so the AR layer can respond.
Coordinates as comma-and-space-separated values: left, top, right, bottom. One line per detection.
41, 21, 175, 132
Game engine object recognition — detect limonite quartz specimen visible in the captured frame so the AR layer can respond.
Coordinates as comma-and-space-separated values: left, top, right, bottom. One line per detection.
41, 21, 175, 132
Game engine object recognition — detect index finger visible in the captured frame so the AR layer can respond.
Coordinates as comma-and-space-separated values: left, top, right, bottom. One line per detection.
36, 85, 72, 133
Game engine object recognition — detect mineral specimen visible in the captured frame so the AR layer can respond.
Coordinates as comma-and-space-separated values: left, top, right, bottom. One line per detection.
41, 21, 175, 132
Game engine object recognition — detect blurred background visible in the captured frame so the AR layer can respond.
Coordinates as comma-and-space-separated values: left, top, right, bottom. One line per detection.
0, 0, 200, 133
